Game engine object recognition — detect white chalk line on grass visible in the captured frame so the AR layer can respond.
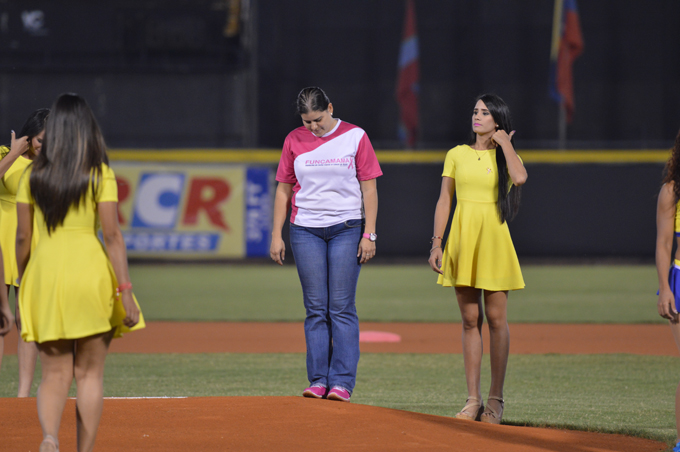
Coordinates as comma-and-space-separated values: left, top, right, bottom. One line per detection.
65, 397, 189, 399
104, 397, 188, 399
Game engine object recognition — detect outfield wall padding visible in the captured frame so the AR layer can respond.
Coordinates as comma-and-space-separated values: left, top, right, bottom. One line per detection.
364, 162, 663, 259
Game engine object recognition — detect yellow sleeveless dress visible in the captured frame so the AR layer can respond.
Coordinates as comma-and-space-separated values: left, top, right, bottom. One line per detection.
0, 146, 39, 286
17, 163, 144, 342
437, 145, 525, 291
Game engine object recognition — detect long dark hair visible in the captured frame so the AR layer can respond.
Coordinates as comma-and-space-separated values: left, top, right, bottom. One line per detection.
2, 108, 49, 153
296, 87, 331, 115
30, 93, 109, 233
468, 93, 521, 223
663, 128, 680, 202
18, 108, 50, 143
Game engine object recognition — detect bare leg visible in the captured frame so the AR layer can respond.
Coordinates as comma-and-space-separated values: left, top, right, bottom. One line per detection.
455, 287, 484, 404
483, 290, 509, 399
669, 319, 680, 444
16, 286, 39, 397
0, 284, 9, 372
74, 330, 113, 452
37, 339, 75, 450
482, 290, 509, 421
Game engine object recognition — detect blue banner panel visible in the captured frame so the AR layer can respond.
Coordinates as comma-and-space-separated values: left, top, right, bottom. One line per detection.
123, 232, 221, 252
245, 167, 272, 257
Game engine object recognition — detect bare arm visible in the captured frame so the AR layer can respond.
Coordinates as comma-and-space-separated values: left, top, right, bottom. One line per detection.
15, 202, 33, 285
99, 201, 139, 327
358, 179, 378, 264
492, 130, 527, 186
0, 132, 30, 180
14, 202, 33, 334
656, 183, 678, 321
270, 182, 293, 265
0, 243, 12, 335
428, 177, 455, 274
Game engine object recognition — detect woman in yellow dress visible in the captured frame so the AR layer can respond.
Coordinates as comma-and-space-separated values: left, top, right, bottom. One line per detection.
428, 94, 527, 425
16, 93, 144, 452
0, 108, 49, 396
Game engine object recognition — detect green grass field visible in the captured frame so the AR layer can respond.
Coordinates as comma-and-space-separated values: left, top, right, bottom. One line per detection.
128, 263, 661, 323
1, 264, 675, 447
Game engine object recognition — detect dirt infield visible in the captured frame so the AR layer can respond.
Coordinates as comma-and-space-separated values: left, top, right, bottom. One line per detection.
5, 321, 675, 355
2, 323, 675, 451
2, 397, 666, 452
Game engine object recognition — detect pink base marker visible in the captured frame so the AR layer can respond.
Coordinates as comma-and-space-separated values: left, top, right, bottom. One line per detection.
359, 331, 401, 343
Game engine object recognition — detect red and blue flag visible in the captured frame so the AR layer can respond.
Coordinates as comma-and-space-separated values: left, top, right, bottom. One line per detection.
396, 0, 419, 147
549, 0, 584, 123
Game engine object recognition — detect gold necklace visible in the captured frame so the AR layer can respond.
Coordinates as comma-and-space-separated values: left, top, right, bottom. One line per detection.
471, 145, 487, 161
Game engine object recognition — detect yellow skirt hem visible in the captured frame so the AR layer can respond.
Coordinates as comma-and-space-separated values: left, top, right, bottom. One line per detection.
21, 323, 136, 344
437, 277, 525, 292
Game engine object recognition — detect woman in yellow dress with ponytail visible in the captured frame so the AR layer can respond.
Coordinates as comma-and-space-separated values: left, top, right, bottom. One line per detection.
428, 94, 526, 425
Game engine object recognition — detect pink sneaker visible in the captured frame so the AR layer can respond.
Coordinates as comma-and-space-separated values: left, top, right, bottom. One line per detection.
302, 385, 327, 399
327, 386, 351, 402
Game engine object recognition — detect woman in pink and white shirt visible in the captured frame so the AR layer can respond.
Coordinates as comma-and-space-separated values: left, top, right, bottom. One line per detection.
271, 87, 382, 402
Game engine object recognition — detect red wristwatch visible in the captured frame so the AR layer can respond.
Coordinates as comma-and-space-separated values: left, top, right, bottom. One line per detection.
362, 232, 377, 242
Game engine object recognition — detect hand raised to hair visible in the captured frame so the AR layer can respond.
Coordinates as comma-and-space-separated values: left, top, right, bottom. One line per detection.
9, 130, 29, 157
491, 129, 515, 148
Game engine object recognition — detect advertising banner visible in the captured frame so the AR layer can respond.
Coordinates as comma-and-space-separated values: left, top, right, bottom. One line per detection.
110, 163, 271, 259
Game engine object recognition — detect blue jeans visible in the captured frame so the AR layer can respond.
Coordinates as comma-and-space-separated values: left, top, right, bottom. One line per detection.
289, 219, 363, 393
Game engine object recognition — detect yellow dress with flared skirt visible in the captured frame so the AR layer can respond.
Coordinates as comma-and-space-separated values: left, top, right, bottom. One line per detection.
437, 145, 524, 291
0, 146, 39, 286
16, 163, 144, 343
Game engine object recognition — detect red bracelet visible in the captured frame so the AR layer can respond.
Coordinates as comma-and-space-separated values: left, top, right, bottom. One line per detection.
116, 282, 133, 294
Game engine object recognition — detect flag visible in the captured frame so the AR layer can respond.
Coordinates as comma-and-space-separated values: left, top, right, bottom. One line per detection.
396, 0, 419, 147
549, 0, 584, 123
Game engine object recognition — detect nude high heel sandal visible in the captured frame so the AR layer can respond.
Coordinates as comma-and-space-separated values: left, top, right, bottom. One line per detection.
39, 435, 59, 452
480, 396, 504, 424
455, 397, 484, 421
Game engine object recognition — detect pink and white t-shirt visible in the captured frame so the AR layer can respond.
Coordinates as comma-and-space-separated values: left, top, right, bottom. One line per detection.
276, 120, 383, 227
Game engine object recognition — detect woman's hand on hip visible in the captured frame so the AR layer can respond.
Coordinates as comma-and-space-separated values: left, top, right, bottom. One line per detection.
658, 288, 678, 322
358, 239, 376, 264
270, 237, 286, 265
121, 291, 140, 328
428, 247, 444, 275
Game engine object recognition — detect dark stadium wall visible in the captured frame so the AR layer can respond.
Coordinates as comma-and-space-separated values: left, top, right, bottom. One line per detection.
0, 73, 248, 148
257, 0, 680, 149
371, 162, 663, 259
0, 1, 679, 149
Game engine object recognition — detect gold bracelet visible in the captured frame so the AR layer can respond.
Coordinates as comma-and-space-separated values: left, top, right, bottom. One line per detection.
429, 245, 441, 254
